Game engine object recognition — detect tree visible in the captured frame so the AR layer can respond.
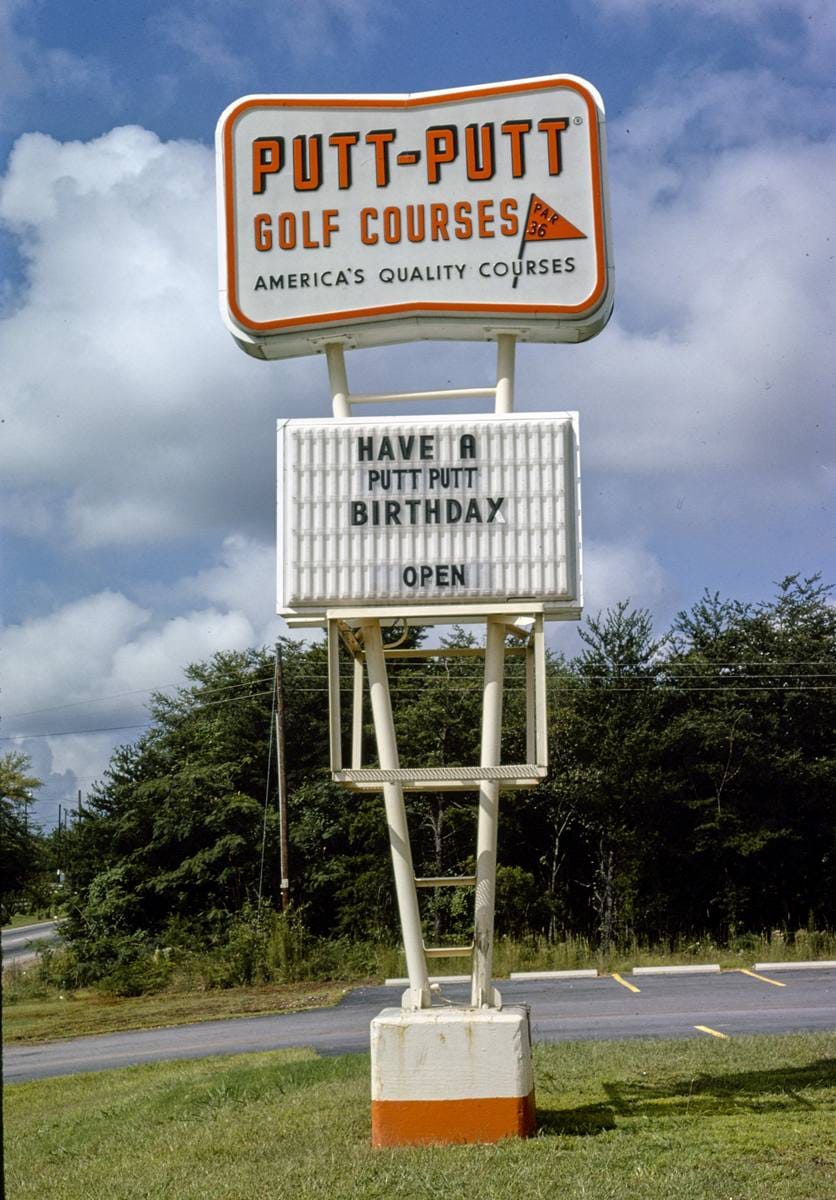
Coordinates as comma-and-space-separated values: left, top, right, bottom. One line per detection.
0, 751, 44, 920
56, 574, 835, 975
61, 648, 288, 961
556, 603, 670, 950
665, 575, 836, 933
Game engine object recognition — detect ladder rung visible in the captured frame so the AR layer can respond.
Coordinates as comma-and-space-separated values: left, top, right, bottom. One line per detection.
423, 945, 473, 959
415, 875, 477, 888
334, 764, 547, 784
338, 778, 541, 792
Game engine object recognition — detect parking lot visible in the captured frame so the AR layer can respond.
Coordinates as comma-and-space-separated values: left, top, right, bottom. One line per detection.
5, 964, 834, 1083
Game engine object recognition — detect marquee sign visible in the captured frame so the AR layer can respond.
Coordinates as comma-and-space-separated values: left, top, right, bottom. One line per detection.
277, 412, 581, 621
218, 76, 613, 360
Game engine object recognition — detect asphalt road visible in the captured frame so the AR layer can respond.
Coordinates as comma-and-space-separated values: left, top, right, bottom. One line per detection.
5, 968, 834, 1083
1, 920, 61, 967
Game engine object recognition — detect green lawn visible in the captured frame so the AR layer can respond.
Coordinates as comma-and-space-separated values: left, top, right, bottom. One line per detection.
5, 1033, 835, 1199
1, 913, 60, 930
2, 980, 346, 1043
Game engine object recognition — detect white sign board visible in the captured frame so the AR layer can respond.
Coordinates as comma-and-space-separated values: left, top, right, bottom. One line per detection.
218, 76, 612, 360
277, 413, 581, 622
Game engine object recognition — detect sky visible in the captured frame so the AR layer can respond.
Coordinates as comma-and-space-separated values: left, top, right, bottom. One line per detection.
1, 0, 834, 830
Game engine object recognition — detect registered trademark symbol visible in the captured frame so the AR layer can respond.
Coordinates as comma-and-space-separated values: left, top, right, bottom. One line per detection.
573, 116, 583, 125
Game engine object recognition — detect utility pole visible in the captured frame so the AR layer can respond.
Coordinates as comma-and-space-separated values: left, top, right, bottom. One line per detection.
57, 804, 64, 885
274, 646, 290, 910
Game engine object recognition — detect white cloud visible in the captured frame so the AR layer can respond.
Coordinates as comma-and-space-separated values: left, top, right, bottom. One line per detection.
0, 125, 312, 550
4, 71, 829, 560
587, 0, 836, 75
548, 539, 674, 658
0, 537, 290, 812
0, 0, 122, 131
107, 608, 257, 696
181, 534, 280, 638
153, 0, 389, 73
152, 10, 250, 82
0, 588, 260, 736
583, 541, 673, 617
521, 69, 836, 536
1, 591, 151, 720
270, 0, 388, 60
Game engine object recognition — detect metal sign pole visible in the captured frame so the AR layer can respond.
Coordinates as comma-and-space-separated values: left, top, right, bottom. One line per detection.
325, 342, 351, 418
494, 334, 516, 414
471, 616, 506, 1008
361, 617, 431, 1011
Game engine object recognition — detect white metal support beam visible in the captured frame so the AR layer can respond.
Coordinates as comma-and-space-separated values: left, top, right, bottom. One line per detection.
360, 618, 431, 1011
471, 616, 506, 1009
326, 342, 351, 418
351, 655, 364, 770
494, 333, 516, 413
327, 619, 343, 771
324, 337, 517, 417
534, 614, 548, 767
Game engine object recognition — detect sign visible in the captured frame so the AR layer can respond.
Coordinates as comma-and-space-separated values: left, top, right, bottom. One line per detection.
277, 413, 581, 621
218, 76, 613, 360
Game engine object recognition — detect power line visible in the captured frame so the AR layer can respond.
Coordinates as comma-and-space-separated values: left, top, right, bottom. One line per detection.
4, 681, 835, 742
3, 672, 276, 720
3, 659, 833, 721
1, 723, 152, 742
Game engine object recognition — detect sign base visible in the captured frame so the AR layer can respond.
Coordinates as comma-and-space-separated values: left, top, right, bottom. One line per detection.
370, 1005, 536, 1147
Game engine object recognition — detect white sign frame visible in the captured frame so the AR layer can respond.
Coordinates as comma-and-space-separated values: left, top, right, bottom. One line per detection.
277, 411, 582, 626
217, 75, 613, 360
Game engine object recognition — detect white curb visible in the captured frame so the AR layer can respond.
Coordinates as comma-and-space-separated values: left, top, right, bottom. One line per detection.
632, 964, 721, 975
509, 969, 598, 980
753, 960, 836, 972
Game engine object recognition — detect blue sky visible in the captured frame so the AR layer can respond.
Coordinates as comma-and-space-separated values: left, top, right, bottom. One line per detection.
1, 0, 834, 829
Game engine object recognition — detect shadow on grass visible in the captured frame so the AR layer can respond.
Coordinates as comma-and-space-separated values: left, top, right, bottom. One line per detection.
537, 1101, 618, 1136
536, 1057, 836, 1137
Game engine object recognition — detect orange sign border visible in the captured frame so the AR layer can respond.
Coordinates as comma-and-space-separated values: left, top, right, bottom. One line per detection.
220, 77, 608, 337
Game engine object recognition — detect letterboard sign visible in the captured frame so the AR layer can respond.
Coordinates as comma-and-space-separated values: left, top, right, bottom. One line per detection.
277, 413, 581, 621
218, 76, 613, 359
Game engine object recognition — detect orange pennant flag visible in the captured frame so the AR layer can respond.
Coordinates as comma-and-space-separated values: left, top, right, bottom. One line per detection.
522, 193, 586, 242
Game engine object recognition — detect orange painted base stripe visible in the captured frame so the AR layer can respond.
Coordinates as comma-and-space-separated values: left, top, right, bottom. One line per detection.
372, 1091, 536, 1147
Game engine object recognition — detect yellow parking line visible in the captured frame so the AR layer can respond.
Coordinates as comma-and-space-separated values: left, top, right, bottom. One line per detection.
612, 972, 641, 993
739, 968, 786, 988
694, 1025, 730, 1039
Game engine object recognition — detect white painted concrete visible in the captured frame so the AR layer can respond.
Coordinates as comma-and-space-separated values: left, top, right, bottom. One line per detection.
753, 960, 836, 971
370, 1005, 533, 1102
509, 969, 598, 980
632, 964, 721, 975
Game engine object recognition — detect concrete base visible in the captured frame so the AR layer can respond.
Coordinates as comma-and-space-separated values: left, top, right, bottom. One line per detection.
370, 1005, 536, 1147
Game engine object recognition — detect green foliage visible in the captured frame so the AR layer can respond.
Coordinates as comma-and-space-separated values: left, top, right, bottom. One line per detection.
60, 647, 289, 955
54, 576, 835, 986
0, 750, 46, 921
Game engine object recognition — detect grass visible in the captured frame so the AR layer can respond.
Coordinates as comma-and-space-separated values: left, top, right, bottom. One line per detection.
1, 911, 60, 930
2, 979, 347, 1044
397, 928, 836, 978
4, 1033, 835, 1199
